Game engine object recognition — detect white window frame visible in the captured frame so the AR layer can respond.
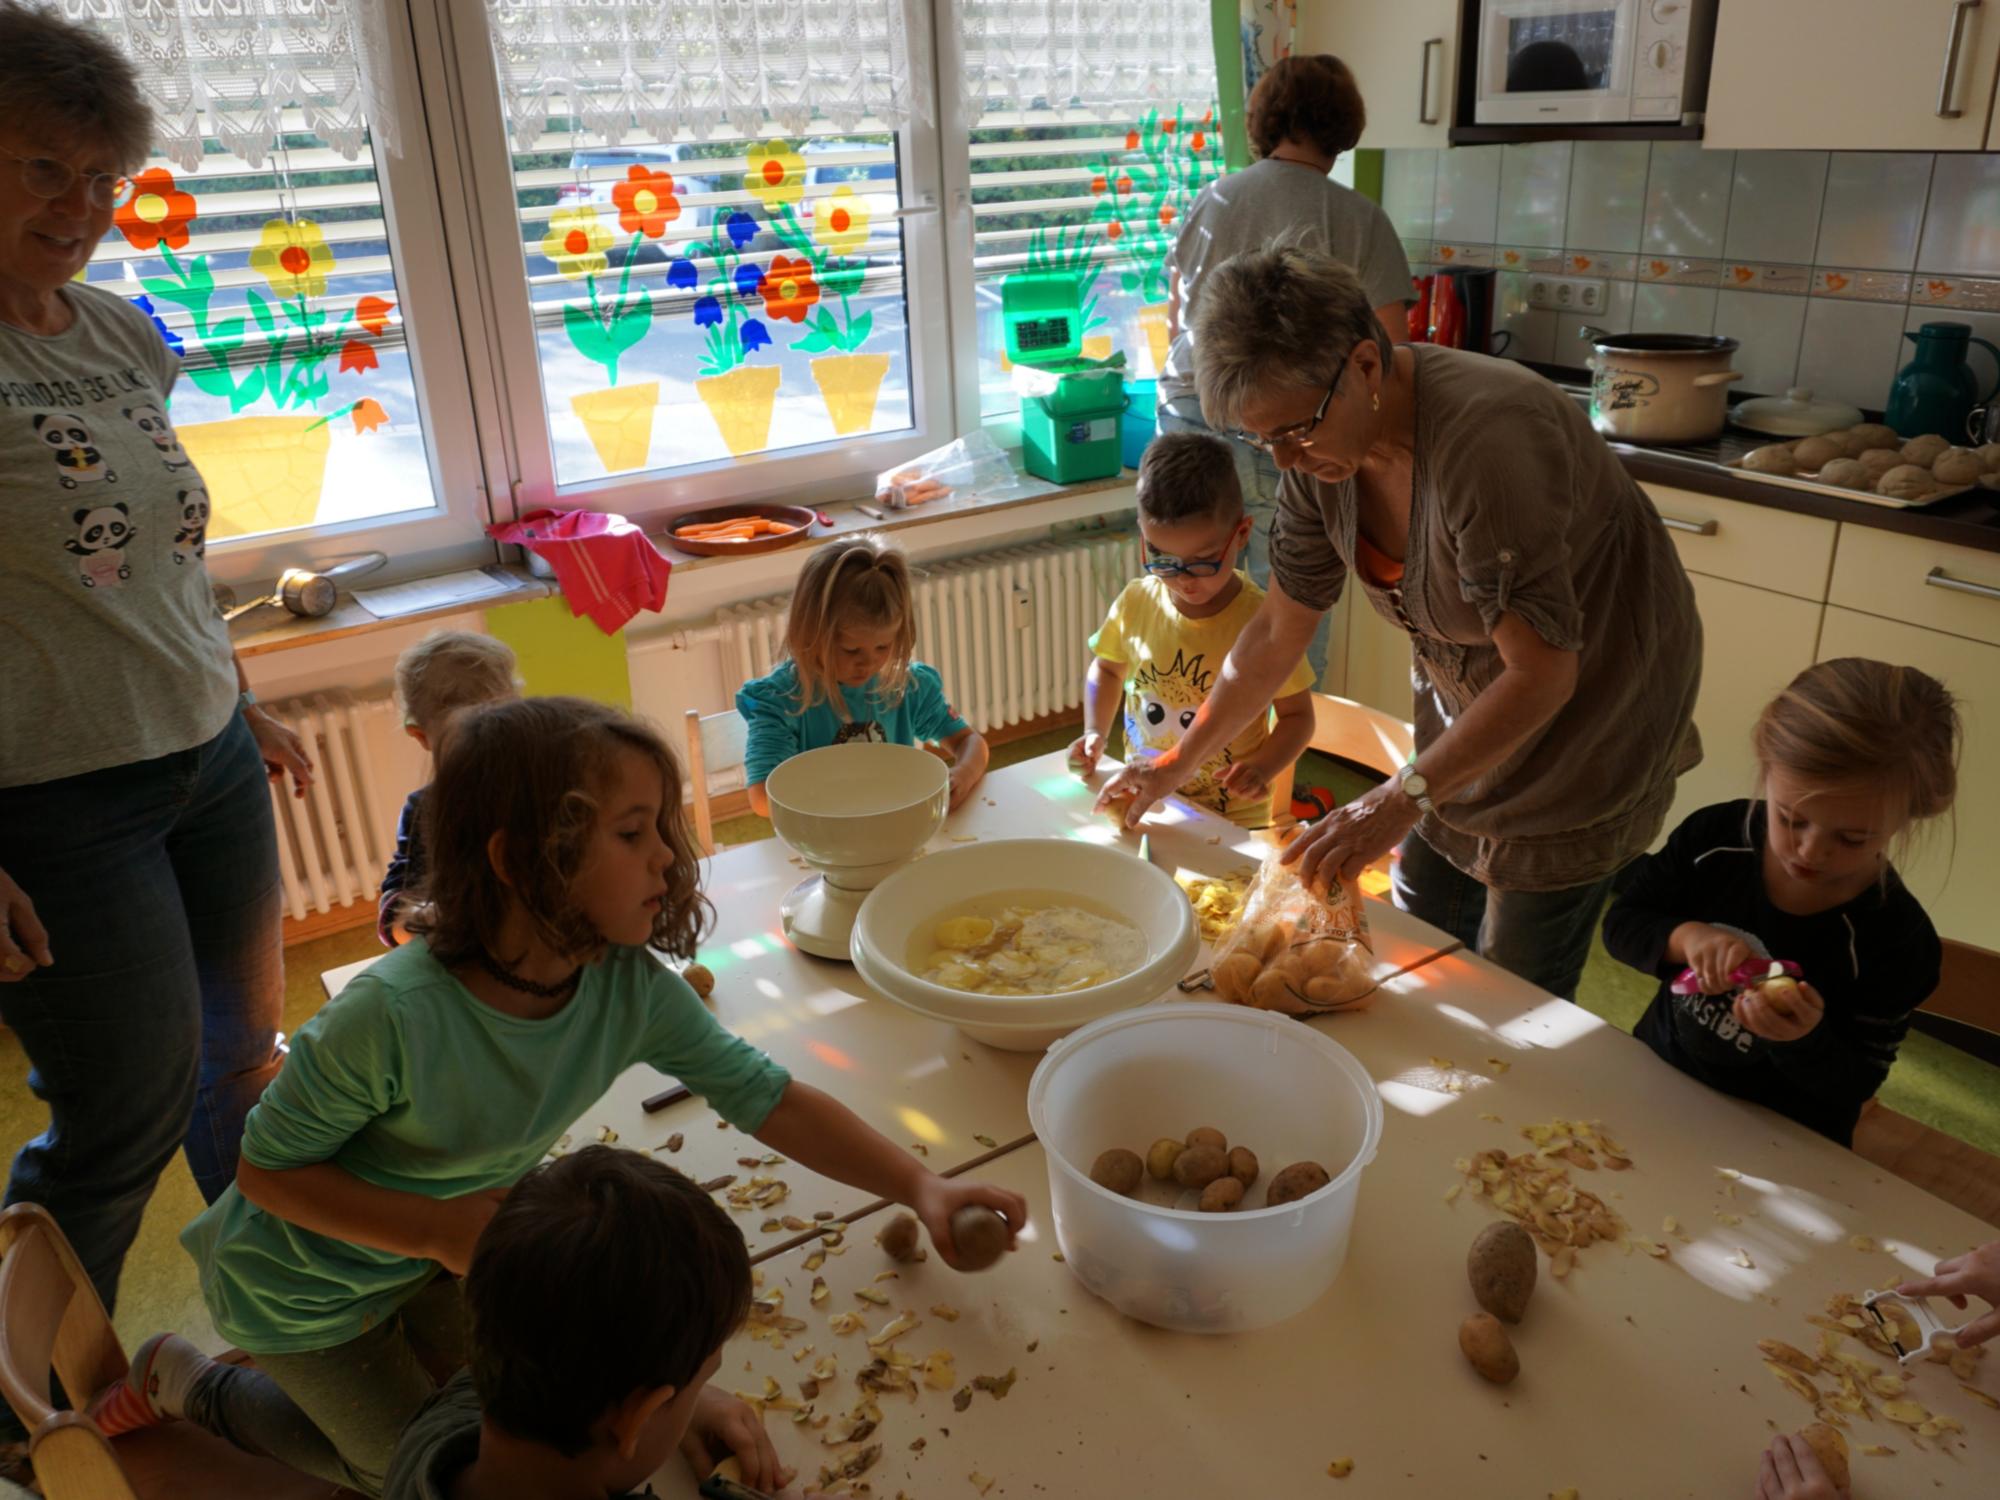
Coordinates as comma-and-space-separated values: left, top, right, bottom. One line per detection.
196, 0, 501, 592
437, 0, 961, 530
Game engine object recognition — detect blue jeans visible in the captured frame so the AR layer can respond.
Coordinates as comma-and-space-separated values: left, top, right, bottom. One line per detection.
1156, 395, 1332, 690
0, 712, 284, 1315
1391, 829, 1616, 1003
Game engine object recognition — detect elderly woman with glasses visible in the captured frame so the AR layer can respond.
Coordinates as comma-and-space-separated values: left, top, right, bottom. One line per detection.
0, 3, 310, 1327
1103, 247, 1703, 1002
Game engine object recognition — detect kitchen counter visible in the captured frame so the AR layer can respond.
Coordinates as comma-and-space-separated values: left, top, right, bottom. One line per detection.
1530, 367, 2000, 555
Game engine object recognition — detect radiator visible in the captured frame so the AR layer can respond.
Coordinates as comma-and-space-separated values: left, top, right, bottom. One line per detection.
709, 531, 1142, 736
258, 691, 426, 922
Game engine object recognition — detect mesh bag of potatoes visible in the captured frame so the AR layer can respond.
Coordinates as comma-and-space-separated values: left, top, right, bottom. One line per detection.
1208, 844, 1375, 1015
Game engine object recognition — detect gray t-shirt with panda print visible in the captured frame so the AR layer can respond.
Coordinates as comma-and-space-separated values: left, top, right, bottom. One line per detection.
0, 281, 236, 788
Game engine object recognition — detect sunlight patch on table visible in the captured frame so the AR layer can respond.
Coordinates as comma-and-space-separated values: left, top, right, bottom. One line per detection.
806, 1039, 857, 1072
805, 988, 867, 1018
1377, 1078, 1458, 1117
1495, 996, 1603, 1050
898, 1106, 945, 1144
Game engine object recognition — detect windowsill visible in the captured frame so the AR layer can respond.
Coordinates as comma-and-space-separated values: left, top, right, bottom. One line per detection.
228, 461, 1137, 658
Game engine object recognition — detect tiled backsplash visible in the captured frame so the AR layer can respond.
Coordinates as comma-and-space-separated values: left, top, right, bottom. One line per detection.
1381, 143, 2000, 413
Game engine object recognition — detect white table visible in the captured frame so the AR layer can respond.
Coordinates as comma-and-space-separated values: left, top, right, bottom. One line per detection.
322, 753, 1462, 1256
644, 944, 1996, 1497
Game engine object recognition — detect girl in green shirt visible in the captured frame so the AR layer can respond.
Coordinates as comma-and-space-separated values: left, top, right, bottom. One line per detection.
91, 696, 1029, 1496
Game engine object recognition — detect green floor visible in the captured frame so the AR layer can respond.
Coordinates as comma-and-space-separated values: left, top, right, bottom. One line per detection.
3, 728, 1992, 1355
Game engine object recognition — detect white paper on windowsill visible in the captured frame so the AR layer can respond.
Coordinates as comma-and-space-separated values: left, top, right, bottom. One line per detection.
352, 565, 526, 620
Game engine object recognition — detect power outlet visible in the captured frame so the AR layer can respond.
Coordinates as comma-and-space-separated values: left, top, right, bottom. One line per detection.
1527, 275, 1610, 314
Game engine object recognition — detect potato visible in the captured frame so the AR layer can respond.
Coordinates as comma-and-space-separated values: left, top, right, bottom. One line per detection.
1790, 434, 1844, 471
1303, 970, 1374, 1010
1199, 1176, 1245, 1212
1172, 1143, 1228, 1190
876, 1212, 922, 1262
1856, 446, 1903, 477
948, 1205, 1009, 1271
1797, 1423, 1849, 1492
1467, 1221, 1538, 1324
1876, 463, 1936, 500
1845, 421, 1900, 450
1901, 432, 1951, 466
1185, 1126, 1228, 1154
1813, 457, 1870, 489
1265, 1161, 1331, 1206
681, 962, 715, 999
1978, 441, 2000, 470
1090, 1148, 1143, 1196
1459, 1312, 1520, 1385
934, 915, 996, 950
1742, 442, 1798, 475
1211, 951, 1262, 1003
1932, 445, 1985, 485
1249, 966, 1302, 1011
1227, 1146, 1260, 1188
1238, 920, 1287, 962
1145, 1138, 1185, 1181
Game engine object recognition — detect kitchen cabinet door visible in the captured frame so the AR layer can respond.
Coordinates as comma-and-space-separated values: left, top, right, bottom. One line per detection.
1816, 608, 1997, 949
1297, 0, 1457, 149
1660, 573, 1824, 844
1706, 0, 2000, 151
1341, 588, 1415, 724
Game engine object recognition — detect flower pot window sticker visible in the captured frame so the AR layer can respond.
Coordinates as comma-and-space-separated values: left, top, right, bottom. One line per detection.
1088, 109, 1221, 379
513, 129, 914, 484
108, 148, 422, 542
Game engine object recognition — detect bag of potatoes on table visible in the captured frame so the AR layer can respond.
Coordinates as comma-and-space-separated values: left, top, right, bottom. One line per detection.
1208, 842, 1375, 1015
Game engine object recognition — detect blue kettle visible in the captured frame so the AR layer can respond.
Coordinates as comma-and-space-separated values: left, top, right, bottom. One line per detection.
1886, 321, 2000, 439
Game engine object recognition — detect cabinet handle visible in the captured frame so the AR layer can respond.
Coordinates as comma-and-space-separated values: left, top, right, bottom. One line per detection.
1658, 514, 1718, 536
1925, 565, 2000, 600
1419, 38, 1444, 124
1937, 0, 1982, 118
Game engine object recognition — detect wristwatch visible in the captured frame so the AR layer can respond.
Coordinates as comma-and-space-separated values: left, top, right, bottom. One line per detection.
1397, 762, 1435, 816
239, 689, 259, 717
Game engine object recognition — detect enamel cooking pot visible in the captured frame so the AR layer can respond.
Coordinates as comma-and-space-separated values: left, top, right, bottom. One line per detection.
1578, 328, 1743, 444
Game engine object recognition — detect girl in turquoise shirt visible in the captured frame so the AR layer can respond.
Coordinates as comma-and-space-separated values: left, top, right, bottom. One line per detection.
739, 534, 989, 816
91, 696, 1027, 1495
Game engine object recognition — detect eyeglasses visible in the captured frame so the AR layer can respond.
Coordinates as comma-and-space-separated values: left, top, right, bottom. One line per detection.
3, 150, 131, 210
1230, 359, 1348, 452
1142, 545, 1231, 579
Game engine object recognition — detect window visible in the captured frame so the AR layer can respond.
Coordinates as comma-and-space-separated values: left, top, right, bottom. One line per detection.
90, 124, 432, 543
498, 124, 921, 486
966, 105, 1220, 423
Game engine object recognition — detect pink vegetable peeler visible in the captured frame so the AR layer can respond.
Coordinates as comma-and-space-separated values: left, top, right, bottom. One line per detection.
1671, 957, 1802, 998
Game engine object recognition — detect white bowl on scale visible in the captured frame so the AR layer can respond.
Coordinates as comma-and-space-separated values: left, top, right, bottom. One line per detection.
765, 742, 950, 960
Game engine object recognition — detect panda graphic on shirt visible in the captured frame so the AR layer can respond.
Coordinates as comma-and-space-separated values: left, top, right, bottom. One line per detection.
65, 503, 135, 588
123, 401, 191, 471
33, 410, 118, 489
171, 485, 211, 564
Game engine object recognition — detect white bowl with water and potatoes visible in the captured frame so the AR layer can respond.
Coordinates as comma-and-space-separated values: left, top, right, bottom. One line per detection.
767, 742, 950, 960
1028, 1003, 1382, 1333
848, 837, 1200, 1050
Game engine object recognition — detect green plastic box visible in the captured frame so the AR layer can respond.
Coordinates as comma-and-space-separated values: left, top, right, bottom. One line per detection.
1021, 393, 1126, 484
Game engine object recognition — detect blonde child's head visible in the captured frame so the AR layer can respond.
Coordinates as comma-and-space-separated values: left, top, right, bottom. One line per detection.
1753, 658, 1960, 879
409, 697, 710, 966
395, 630, 520, 750
784, 534, 916, 709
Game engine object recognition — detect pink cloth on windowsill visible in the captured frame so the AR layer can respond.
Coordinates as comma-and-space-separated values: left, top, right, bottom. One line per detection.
487, 508, 670, 635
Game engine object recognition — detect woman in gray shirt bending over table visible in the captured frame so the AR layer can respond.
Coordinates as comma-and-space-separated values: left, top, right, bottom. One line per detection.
1105, 247, 1704, 1003
1157, 53, 1411, 686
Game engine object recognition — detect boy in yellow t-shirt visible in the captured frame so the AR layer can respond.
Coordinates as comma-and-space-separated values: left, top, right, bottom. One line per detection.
1071, 432, 1316, 827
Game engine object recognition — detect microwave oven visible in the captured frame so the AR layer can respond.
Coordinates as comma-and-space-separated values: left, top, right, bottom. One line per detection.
1473, 0, 1718, 126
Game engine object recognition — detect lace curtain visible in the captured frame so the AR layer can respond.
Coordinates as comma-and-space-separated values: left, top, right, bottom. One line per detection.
58, 1, 397, 171
959, 0, 1217, 119
484, 0, 933, 150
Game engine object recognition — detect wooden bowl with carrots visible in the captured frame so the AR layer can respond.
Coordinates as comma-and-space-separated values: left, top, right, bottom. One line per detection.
667, 503, 817, 557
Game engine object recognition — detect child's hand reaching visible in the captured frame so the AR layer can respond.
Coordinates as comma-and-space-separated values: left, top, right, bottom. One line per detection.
1735, 979, 1826, 1043
1898, 1240, 2000, 1347
1067, 732, 1105, 778
910, 1174, 1030, 1271
1219, 754, 1276, 802
1671, 922, 1755, 995
948, 758, 981, 811
682, 1386, 789, 1493
1755, 1433, 1848, 1499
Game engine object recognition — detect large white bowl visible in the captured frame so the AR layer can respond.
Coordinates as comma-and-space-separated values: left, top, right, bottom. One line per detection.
849, 837, 1199, 1049
766, 743, 949, 959
1028, 1003, 1383, 1333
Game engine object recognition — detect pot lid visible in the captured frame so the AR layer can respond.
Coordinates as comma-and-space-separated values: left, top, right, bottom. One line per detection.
1730, 386, 1865, 437
1583, 331, 1741, 356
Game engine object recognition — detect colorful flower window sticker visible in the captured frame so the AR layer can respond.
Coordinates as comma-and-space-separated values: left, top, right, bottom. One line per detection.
667, 153, 787, 457
1087, 108, 1221, 376
115, 167, 397, 537
544, 165, 683, 472
757, 143, 894, 436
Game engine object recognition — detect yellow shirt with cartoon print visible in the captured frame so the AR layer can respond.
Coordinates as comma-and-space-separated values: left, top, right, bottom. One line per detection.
1089, 573, 1315, 827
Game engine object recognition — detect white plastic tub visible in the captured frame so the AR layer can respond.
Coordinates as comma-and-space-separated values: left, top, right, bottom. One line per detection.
1027, 1003, 1383, 1333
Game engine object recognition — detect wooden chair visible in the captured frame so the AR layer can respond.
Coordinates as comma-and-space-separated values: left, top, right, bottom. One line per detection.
0, 1203, 353, 1500
1852, 1101, 2000, 1230
1269, 692, 1416, 821
683, 708, 750, 854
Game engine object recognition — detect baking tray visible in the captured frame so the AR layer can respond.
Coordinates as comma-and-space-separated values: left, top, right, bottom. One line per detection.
665, 503, 819, 557
1718, 461, 1982, 510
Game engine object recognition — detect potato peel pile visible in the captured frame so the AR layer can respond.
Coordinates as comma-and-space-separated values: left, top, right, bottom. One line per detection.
1452, 1119, 1632, 1275
1175, 869, 1253, 944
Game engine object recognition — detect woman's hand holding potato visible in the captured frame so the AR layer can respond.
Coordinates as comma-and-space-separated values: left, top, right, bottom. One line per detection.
1735, 978, 1825, 1042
